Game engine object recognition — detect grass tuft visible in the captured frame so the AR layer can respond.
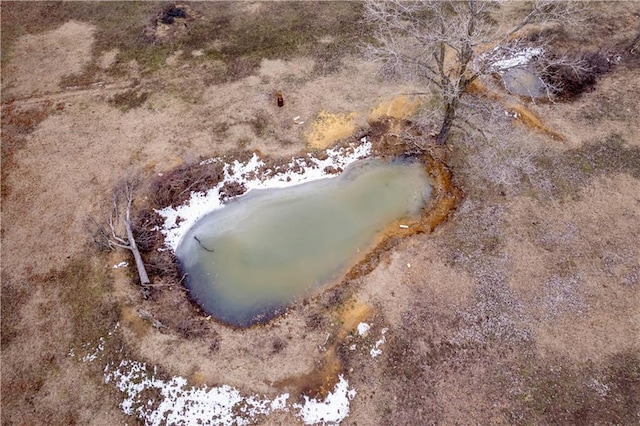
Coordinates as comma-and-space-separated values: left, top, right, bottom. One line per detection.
109, 89, 150, 112
507, 351, 640, 424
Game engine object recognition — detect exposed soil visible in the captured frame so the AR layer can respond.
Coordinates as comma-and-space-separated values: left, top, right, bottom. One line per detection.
2, 2, 639, 425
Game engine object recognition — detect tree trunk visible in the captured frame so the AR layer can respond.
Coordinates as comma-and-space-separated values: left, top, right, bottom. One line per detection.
124, 218, 150, 286
436, 102, 456, 146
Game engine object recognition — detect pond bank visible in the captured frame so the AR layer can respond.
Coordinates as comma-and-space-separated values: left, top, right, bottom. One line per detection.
128, 117, 462, 402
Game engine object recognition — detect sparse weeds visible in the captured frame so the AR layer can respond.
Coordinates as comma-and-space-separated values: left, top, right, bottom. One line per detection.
444, 198, 508, 273
174, 318, 210, 340
535, 275, 586, 321
507, 351, 640, 424
1, 254, 123, 424
271, 336, 287, 354
0, 272, 28, 347
249, 109, 271, 138
382, 331, 441, 424
533, 133, 640, 199
452, 273, 531, 347
54, 256, 120, 347
109, 89, 150, 112
1, 101, 60, 197
312, 41, 348, 76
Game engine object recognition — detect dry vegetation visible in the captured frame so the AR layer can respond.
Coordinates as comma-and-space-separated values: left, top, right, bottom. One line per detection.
2, 2, 639, 425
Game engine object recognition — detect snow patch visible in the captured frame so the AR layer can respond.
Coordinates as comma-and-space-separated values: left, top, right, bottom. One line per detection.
104, 358, 357, 425
82, 337, 106, 362
491, 47, 544, 72
356, 322, 370, 336
104, 359, 290, 425
75, 324, 359, 424
294, 375, 357, 425
370, 328, 388, 358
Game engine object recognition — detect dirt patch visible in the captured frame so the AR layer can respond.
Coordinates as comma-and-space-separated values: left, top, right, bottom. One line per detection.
97, 48, 118, 70
369, 95, 421, 122
306, 111, 358, 150
507, 103, 566, 141
2, 21, 95, 98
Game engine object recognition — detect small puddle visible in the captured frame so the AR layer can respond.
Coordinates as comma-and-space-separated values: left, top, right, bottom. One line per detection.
177, 158, 431, 327
502, 68, 547, 98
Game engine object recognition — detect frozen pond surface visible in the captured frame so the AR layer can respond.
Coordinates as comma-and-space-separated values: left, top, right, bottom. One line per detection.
177, 158, 431, 326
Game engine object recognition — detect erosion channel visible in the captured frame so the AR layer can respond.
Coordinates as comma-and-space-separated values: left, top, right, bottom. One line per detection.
176, 158, 432, 327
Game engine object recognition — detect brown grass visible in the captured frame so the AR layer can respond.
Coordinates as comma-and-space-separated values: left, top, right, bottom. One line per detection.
2, 2, 639, 424
508, 103, 566, 141
1, 254, 122, 424
1, 2, 364, 89
109, 89, 150, 112
1, 101, 60, 197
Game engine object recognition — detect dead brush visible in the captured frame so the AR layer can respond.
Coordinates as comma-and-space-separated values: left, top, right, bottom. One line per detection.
143, 250, 181, 284
150, 161, 225, 209
130, 207, 182, 287
450, 100, 544, 197
538, 50, 612, 99
135, 160, 230, 290
131, 207, 164, 252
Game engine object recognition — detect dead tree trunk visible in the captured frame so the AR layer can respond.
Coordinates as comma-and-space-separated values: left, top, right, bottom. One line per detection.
122, 190, 150, 286
436, 101, 456, 146
96, 182, 151, 290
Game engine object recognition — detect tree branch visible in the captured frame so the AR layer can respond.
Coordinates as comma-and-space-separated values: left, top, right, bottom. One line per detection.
89, 180, 151, 290
363, 0, 585, 146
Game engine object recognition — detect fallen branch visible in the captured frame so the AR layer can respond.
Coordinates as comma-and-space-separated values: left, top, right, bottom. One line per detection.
93, 181, 151, 292
138, 309, 167, 329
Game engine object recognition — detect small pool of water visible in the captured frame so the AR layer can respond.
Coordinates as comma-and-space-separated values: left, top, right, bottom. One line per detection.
502, 68, 547, 98
177, 158, 431, 327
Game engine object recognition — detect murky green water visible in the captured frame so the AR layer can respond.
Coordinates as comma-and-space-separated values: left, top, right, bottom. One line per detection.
177, 158, 431, 327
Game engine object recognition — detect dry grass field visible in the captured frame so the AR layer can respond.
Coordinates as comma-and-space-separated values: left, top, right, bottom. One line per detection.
2, 2, 639, 425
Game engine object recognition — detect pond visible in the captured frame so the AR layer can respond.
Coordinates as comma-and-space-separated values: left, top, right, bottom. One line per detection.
176, 158, 432, 327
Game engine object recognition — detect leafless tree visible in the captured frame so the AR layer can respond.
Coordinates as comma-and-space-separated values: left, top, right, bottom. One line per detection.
363, 0, 586, 145
92, 182, 150, 290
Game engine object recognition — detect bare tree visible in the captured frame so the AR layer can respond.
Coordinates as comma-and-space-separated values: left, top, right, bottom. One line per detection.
363, 0, 585, 145
92, 182, 150, 289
